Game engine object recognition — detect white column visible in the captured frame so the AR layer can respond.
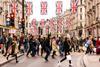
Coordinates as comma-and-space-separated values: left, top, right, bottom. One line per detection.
99, 4, 100, 19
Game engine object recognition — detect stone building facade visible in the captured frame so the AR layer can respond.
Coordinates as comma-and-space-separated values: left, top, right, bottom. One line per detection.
85, 0, 100, 37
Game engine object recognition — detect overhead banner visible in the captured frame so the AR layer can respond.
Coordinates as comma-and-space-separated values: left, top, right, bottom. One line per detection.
56, 1, 62, 15
31, 19, 36, 27
41, 1, 47, 15
11, 2, 18, 17
26, 2, 33, 15
40, 19, 45, 28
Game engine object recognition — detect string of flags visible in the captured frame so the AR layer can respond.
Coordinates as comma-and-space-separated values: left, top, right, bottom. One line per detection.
11, 1, 63, 16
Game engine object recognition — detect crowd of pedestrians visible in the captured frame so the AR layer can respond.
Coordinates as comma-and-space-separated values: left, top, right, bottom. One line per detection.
0, 33, 100, 66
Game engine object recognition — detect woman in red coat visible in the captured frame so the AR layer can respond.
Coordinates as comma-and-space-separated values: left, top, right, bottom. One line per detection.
96, 37, 100, 54
96, 37, 100, 47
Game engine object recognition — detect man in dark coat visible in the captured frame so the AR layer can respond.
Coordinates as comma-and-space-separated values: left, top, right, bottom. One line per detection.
43, 36, 51, 61
26, 35, 37, 57
40, 37, 45, 56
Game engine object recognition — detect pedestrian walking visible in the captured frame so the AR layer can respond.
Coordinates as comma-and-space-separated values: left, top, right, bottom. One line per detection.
40, 37, 45, 56
51, 37, 58, 59
57, 37, 72, 67
0, 34, 4, 54
96, 37, 100, 54
18, 33, 24, 53
4, 33, 12, 56
23, 35, 28, 52
6, 35, 18, 63
43, 35, 51, 61
26, 35, 37, 57
36, 37, 40, 56
57, 37, 64, 57
85, 36, 93, 54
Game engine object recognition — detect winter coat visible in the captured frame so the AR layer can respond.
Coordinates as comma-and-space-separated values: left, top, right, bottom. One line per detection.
52, 39, 58, 51
96, 40, 100, 48
63, 40, 70, 52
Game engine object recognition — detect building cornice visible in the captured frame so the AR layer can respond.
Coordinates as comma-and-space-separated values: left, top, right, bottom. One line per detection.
77, 4, 86, 7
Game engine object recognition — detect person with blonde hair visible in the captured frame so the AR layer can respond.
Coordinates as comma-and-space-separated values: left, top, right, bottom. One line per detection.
51, 37, 58, 59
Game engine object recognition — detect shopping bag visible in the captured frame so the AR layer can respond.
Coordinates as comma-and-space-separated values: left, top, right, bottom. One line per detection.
93, 48, 96, 53
67, 55, 72, 60
85, 43, 88, 48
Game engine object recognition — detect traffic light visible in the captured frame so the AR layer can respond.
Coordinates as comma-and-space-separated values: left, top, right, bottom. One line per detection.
6, 13, 15, 27
6, 14, 10, 26
10, 13, 15, 27
6, 17, 10, 26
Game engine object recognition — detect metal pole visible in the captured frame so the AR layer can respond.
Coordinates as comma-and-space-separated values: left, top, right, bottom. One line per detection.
22, 0, 25, 33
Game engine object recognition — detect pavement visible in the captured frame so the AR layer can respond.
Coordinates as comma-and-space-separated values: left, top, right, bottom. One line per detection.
0, 52, 24, 67
83, 54, 100, 67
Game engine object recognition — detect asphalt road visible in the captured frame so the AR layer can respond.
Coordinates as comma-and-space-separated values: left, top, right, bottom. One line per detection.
1, 52, 84, 67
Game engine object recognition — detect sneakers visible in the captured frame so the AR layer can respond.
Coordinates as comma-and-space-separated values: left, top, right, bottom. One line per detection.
44, 57, 48, 62
69, 64, 73, 67
6, 56, 8, 60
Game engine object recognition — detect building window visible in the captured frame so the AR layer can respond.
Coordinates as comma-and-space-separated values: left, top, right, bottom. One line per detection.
80, 8, 82, 12
80, 0, 82, 5
80, 14, 82, 20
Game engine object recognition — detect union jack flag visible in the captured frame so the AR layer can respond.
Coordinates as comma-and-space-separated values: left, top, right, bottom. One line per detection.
49, 19, 54, 27
11, 2, 17, 17
57, 17, 63, 26
31, 19, 36, 27
56, 1, 62, 15
71, 0, 79, 13
40, 19, 45, 28
45, 25, 49, 34
26, 2, 33, 15
49, 19, 54, 33
41, 1, 47, 15
66, 17, 71, 29
34, 26, 38, 35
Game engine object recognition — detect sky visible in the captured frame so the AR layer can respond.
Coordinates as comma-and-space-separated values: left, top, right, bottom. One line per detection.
25, 0, 71, 22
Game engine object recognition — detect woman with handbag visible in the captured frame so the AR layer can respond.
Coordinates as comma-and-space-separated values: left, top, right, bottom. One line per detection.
6, 35, 18, 63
